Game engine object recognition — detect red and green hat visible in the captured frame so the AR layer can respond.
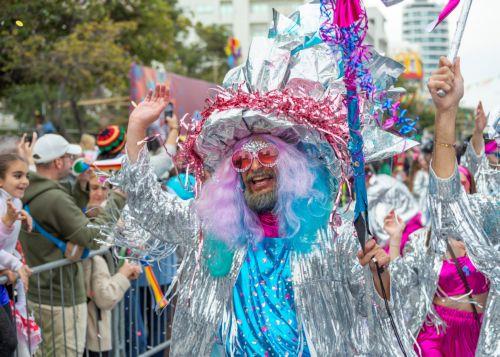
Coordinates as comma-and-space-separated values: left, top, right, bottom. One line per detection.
97, 125, 126, 155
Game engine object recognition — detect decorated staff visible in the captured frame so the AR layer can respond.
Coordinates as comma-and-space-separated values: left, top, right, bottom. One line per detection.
320, 0, 372, 249
428, 0, 474, 97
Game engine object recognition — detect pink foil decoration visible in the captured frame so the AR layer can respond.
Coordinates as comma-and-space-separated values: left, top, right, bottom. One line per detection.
334, 0, 363, 27
176, 87, 351, 197
427, 0, 460, 32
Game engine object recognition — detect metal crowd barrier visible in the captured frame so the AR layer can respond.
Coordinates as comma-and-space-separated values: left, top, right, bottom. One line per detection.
0, 248, 174, 357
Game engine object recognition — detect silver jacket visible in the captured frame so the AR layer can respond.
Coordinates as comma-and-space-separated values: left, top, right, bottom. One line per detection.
112, 148, 414, 356
461, 143, 500, 197
389, 165, 499, 356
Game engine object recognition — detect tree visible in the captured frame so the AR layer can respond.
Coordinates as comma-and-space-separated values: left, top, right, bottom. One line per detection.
0, 0, 215, 135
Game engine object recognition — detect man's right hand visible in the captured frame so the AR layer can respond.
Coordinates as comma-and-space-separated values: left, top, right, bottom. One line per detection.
127, 84, 170, 163
129, 84, 170, 130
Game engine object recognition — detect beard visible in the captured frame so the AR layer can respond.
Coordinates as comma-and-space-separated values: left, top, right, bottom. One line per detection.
242, 167, 278, 213
244, 187, 277, 213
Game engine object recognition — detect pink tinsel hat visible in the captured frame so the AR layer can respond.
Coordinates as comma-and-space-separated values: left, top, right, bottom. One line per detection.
177, 3, 418, 190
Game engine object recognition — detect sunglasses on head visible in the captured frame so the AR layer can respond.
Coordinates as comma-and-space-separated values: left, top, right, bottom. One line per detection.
231, 141, 279, 173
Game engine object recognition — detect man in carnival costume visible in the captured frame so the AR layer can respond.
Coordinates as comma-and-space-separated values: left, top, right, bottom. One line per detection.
110, 3, 421, 356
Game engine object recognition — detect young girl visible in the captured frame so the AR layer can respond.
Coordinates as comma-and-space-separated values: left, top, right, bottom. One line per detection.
0, 153, 36, 356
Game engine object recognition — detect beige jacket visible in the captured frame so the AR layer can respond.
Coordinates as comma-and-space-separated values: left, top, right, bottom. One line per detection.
83, 255, 130, 352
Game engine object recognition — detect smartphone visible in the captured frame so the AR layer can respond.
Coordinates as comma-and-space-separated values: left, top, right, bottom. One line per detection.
24, 134, 33, 144
164, 102, 174, 118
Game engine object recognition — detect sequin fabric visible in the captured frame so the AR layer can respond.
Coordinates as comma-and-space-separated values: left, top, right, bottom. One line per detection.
389, 164, 499, 356
461, 143, 500, 197
108, 147, 412, 356
226, 237, 310, 356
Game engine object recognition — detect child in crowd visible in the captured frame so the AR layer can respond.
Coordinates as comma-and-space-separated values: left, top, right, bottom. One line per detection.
0, 153, 40, 356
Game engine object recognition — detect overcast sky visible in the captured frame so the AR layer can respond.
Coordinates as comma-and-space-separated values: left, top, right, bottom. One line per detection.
365, 0, 500, 114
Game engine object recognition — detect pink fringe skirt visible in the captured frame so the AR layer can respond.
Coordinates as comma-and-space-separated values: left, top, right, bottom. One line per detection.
415, 304, 483, 357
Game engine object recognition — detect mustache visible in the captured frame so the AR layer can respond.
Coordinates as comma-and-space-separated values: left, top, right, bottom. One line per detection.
243, 168, 276, 183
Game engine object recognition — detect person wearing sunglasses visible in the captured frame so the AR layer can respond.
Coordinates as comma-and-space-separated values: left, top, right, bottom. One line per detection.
107, 6, 424, 356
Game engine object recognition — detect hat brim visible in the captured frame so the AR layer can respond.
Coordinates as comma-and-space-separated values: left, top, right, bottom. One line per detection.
67, 144, 82, 156
195, 108, 419, 174
194, 108, 339, 173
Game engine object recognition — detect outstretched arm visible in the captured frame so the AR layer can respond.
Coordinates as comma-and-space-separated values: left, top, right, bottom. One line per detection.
427, 56, 464, 179
471, 101, 486, 156
426, 57, 499, 274
115, 85, 197, 249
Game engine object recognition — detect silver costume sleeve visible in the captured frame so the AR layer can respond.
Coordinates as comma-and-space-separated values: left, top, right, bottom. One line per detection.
461, 142, 482, 177
111, 146, 198, 252
461, 143, 500, 197
389, 228, 444, 337
428, 164, 499, 273
338, 224, 418, 355
428, 165, 500, 356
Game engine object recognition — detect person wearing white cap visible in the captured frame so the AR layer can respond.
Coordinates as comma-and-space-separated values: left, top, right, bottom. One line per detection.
32, 134, 82, 173
18, 134, 120, 356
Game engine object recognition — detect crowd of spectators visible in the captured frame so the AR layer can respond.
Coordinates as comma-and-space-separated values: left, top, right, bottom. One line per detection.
0, 112, 182, 356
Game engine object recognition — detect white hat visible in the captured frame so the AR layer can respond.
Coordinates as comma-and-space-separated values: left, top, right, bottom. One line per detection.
32, 134, 82, 164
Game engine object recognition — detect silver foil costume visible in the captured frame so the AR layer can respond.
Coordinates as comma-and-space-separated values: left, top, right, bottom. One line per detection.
113, 148, 413, 356
367, 174, 420, 245
104, 2, 429, 355
461, 143, 499, 197
389, 165, 499, 356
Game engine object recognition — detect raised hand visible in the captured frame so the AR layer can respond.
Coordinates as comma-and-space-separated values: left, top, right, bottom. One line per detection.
17, 132, 37, 165
166, 113, 179, 130
129, 84, 170, 129
383, 210, 405, 239
474, 101, 487, 135
2, 199, 19, 227
429, 57, 464, 179
427, 56, 464, 114
127, 84, 170, 163
471, 101, 487, 155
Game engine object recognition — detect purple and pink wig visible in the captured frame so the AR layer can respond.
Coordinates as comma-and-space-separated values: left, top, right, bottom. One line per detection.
195, 134, 335, 253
